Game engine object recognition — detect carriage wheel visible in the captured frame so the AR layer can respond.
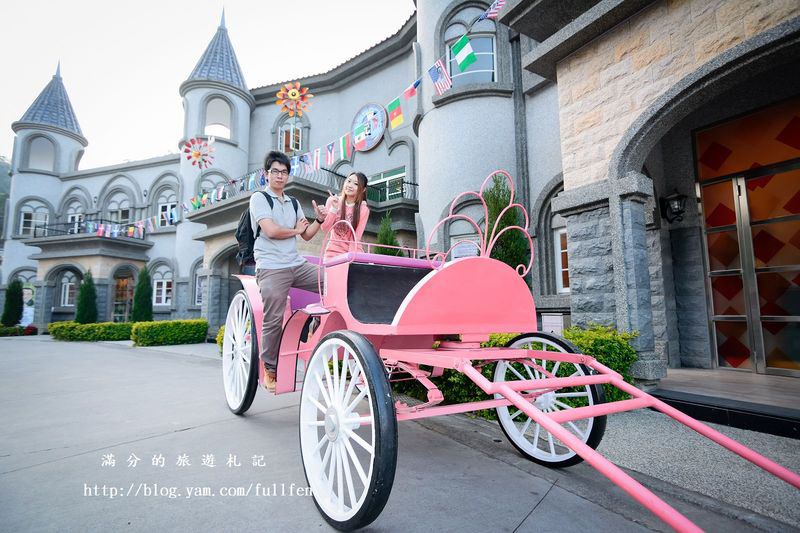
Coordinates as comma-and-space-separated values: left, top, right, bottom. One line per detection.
299, 331, 397, 531
494, 332, 606, 467
221, 291, 258, 415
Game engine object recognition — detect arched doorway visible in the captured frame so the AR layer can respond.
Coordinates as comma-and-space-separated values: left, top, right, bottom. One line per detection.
208, 246, 243, 331
47, 266, 84, 323
112, 266, 137, 323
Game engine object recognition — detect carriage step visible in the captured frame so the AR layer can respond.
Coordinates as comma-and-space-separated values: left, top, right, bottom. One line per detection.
302, 304, 330, 316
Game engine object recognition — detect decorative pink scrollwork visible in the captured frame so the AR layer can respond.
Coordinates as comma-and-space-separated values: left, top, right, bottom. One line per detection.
425, 170, 533, 276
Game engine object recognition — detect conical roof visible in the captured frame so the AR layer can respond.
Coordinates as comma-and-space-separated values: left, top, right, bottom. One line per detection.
185, 12, 248, 92
16, 63, 84, 137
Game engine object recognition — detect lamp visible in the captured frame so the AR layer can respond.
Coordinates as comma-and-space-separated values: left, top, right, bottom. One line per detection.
660, 191, 687, 223
143, 188, 148, 198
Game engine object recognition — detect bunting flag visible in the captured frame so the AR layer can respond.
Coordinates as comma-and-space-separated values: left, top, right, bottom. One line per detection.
105, 225, 112, 237
96, 224, 104, 237
428, 59, 452, 96
161, 211, 170, 224
181, 202, 190, 213
248, 174, 256, 190
136, 221, 144, 238
339, 133, 352, 160
452, 35, 477, 72
85, 222, 94, 233
313, 148, 321, 170
216, 185, 225, 201
171, 207, 179, 223
201, 193, 209, 206
403, 79, 420, 100
479, 0, 505, 21
290, 156, 299, 175
127, 226, 135, 237
147, 217, 154, 232
300, 152, 312, 170
354, 124, 368, 151
259, 170, 267, 187
326, 142, 336, 166
387, 98, 403, 129
112, 225, 120, 238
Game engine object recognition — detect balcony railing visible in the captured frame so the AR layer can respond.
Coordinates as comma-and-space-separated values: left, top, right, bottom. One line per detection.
366, 179, 418, 203
28, 218, 148, 240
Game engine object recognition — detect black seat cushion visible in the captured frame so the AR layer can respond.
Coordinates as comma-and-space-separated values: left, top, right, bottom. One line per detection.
346, 262, 432, 324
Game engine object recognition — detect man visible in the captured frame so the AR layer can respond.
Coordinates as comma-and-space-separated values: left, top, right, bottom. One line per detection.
250, 151, 327, 391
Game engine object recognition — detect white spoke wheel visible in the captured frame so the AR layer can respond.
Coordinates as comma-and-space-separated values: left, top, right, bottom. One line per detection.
222, 291, 259, 415
495, 332, 606, 467
300, 331, 397, 531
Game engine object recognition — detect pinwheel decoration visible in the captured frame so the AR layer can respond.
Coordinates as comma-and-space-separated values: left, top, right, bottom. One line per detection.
276, 81, 313, 117
182, 137, 216, 169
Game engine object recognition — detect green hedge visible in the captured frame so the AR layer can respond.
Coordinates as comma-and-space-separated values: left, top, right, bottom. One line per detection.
216, 325, 225, 354
48, 321, 133, 341
0, 325, 38, 337
131, 319, 208, 347
391, 326, 638, 420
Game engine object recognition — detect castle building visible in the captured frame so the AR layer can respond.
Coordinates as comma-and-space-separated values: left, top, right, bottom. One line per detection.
2, 1, 799, 394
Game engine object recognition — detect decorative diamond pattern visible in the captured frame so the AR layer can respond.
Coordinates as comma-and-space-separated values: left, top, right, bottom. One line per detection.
707, 232, 739, 269
775, 116, 800, 150
785, 190, 800, 214
718, 336, 750, 368
752, 230, 784, 264
706, 204, 736, 227
698, 141, 732, 171
712, 275, 743, 301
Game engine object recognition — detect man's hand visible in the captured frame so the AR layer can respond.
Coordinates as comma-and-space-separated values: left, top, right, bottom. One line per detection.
295, 217, 309, 235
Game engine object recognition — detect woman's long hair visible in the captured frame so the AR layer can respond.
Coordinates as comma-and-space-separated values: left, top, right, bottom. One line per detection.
338, 172, 368, 232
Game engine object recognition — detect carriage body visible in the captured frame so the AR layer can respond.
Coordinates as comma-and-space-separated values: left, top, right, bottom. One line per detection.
221, 171, 800, 532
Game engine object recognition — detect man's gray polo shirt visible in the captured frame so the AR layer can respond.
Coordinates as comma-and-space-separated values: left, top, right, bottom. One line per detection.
249, 187, 306, 270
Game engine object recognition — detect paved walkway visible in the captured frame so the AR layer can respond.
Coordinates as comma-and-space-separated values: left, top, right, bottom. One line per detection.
1, 336, 798, 532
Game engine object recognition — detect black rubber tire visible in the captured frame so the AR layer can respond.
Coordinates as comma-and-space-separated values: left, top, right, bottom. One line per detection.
495, 331, 606, 468
223, 290, 259, 415
300, 330, 398, 531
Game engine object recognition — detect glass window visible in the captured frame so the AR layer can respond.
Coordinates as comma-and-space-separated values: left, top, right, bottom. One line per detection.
204, 97, 231, 138
446, 34, 495, 87
59, 271, 77, 307
280, 121, 302, 154
158, 202, 177, 227
106, 192, 132, 224
554, 228, 570, 293
367, 167, 406, 203
152, 264, 174, 306
19, 208, 48, 237
194, 273, 206, 306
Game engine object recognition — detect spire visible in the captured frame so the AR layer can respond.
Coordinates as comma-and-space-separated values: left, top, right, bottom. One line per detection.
184, 14, 247, 92
14, 68, 84, 138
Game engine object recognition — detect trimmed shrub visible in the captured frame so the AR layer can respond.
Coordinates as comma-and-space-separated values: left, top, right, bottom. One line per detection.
48, 321, 132, 341
563, 324, 638, 403
391, 326, 639, 419
2, 279, 23, 326
132, 319, 208, 347
216, 325, 225, 354
483, 175, 531, 285
0, 326, 24, 337
75, 271, 98, 324
131, 266, 153, 322
374, 211, 403, 256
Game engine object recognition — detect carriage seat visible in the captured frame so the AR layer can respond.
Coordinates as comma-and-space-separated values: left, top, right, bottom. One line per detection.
327, 252, 441, 325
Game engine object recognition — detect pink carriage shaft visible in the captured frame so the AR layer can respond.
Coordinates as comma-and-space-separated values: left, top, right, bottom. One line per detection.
459, 362, 704, 533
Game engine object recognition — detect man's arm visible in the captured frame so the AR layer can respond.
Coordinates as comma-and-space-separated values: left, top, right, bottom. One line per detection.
299, 219, 323, 241
258, 218, 302, 239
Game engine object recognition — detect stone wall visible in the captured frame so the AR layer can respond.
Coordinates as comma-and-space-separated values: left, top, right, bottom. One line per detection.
557, 0, 800, 190
563, 204, 615, 327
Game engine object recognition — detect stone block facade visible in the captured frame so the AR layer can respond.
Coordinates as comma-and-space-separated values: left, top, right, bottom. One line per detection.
557, 0, 800, 190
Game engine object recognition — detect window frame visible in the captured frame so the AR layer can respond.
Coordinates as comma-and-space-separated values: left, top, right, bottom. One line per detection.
445, 33, 497, 87
553, 228, 570, 294
157, 202, 177, 227
59, 272, 77, 307
194, 273, 205, 307
367, 167, 406, 203
19, 210, 49, 237
279, 121, 303, 154
153, 279, 173, 306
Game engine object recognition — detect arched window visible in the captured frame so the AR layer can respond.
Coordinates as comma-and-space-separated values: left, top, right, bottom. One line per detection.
151, 263, 173, 306
204, 97, 231, 139
105, 192, 132, 224
12, 269, 37, 284
279, 120, 303, 154
27, 136, 56, 171
64, 199, 85, 233
444, 9, 497, 87
18, 199, 50, 237
192, 262, 206, 307
536, 182, 571, 295
155, 188, 178, 227
552, 213, 570, 294
197, 174, 228, 200
59, 271, 78, 307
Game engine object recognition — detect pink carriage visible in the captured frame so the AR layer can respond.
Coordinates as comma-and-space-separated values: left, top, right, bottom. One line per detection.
221, 171, 800, 531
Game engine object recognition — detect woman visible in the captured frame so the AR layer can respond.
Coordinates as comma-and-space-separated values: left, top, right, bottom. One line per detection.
320, 172, 370, 259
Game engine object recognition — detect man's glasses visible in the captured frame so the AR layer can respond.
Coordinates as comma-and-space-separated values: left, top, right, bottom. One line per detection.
268, 169, 289, 177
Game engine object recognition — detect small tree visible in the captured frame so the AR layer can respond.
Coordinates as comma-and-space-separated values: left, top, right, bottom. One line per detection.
131, 266, 153, 322
483, 175, 531, 286
374, 211, 403, 256
1, 279, 23, 326
75, 271, 98, 324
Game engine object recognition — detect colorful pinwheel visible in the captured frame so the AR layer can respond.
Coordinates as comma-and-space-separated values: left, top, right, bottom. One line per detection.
276, 81, 313, 117
182, 137, 216, 169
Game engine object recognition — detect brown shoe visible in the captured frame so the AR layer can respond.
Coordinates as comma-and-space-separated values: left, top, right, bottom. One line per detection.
263, 369, 277, 392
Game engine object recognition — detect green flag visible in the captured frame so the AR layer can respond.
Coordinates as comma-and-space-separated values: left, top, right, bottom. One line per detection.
452, 34, 476, 72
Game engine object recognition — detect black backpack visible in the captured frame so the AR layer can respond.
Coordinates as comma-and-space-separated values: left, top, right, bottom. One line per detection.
235, 191, 299, 266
